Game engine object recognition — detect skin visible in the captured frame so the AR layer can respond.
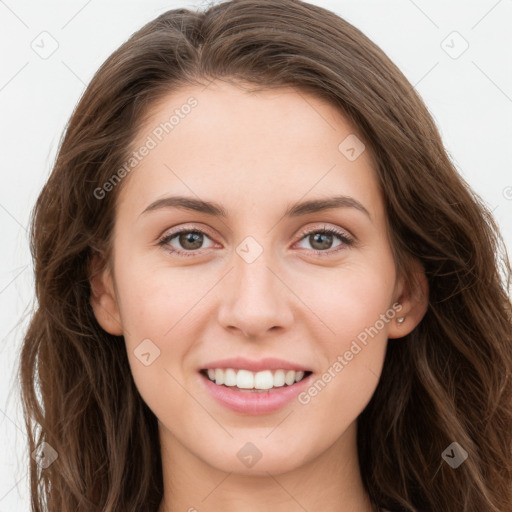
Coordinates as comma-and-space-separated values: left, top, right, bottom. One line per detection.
90, 80, 428, 512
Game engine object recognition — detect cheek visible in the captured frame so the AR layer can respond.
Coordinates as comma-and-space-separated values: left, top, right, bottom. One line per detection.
118, 271, 194, 425
112, 265, 179, 383
114, 258, 206, 400
116, 259, 196, 339
299, 258, 395, 343
294, 254, 395, 410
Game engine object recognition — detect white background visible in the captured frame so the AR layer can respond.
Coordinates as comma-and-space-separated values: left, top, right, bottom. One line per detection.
1, 0, 511, 509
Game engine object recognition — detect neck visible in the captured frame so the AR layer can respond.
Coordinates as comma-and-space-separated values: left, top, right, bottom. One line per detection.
157, 420, 378, 512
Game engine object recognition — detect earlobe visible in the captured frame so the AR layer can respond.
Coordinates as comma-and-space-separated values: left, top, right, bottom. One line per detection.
88, 253, 124, 336
388, 260, 429, 339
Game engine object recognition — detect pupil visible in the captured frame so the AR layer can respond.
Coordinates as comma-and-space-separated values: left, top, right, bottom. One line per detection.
180, 231, 203, 250
311, 232, 332, 250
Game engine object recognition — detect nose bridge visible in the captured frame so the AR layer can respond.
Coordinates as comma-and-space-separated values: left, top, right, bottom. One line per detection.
217, 235, 293, 337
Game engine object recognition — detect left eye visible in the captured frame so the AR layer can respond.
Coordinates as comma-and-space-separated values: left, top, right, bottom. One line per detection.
295, 227, 353, 252
158, 226, 353, 257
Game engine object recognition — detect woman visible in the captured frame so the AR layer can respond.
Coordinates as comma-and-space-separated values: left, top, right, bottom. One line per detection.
20, 1, 512, 511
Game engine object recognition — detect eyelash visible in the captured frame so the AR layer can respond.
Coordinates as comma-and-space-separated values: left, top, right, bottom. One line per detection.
157, 225, 354, 258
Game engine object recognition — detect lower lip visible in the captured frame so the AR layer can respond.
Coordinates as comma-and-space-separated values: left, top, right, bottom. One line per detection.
199, 372, 313, 415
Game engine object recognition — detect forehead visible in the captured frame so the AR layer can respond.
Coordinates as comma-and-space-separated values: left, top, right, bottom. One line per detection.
117, 80, 383, 223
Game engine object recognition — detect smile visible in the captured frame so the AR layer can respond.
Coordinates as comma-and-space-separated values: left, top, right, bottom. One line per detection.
199, 368, 314, 414
202, 368, 311, 391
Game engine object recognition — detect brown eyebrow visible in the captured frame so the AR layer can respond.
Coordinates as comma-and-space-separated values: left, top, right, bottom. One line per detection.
284, 195, 371, 220
140, 196, 227, 217
139, 194, 371, 221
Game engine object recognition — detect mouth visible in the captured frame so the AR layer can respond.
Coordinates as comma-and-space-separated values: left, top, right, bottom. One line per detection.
197, 357, 314, 414
199, 368, 313, 392
199, 367, 314, 414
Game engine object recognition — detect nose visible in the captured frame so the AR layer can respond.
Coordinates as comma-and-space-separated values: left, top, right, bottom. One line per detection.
217, 249, 295, 339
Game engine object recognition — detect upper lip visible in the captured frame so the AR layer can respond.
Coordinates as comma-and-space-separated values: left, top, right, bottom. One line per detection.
200, 357, 312, 373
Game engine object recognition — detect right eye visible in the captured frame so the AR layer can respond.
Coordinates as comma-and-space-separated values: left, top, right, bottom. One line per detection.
158, 228, 216, 257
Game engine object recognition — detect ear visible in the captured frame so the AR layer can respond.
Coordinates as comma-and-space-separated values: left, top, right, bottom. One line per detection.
89, 252, 124, 336
388, 258, 429, 339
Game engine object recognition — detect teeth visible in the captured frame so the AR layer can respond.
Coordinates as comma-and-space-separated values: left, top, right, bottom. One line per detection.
204, 368, 308, 389
254, 370, 273, 389
273, 369, 285, 387
224, 368, 237, 387
214, 368, 224, 386
285, 370, 296, 386
237, 369, 255, 389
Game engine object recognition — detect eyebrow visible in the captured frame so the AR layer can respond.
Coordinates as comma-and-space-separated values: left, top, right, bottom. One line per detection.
139, 194, 371, 220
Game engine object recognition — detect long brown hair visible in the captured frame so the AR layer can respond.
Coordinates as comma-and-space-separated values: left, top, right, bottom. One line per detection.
20, 1, 512, 510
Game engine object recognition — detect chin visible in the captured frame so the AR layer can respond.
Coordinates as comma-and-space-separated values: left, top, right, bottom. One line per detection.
196, 439, 312, 476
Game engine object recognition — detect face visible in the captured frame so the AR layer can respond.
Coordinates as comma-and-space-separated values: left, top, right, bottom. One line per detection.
91, 80, 426, 476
